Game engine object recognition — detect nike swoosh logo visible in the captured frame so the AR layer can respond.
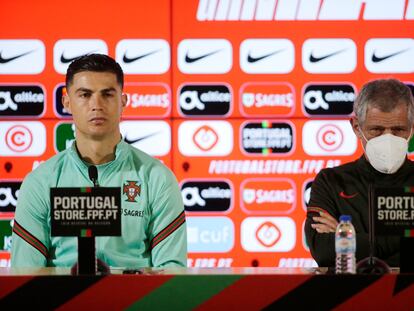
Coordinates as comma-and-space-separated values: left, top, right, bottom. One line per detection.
60, 51, 97, 64
0, 50, 34, 64
339, 191, 358, 199
123, 49, 160, 63
124, 132, 160, 145
371, 48, 410, 63
185, 50, 221, 63
247, 49, 285, 63
309, 49, 347, 63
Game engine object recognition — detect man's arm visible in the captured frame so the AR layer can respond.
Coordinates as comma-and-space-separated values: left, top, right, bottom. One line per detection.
147, 167, 187, 268
305, 170, 340, 267
11, 174, 50, 267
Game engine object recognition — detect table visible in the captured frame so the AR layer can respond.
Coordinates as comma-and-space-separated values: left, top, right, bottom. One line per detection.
0, 267, 413, 310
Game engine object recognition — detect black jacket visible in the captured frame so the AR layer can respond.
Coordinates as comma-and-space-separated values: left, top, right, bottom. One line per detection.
305, 155, 414, 267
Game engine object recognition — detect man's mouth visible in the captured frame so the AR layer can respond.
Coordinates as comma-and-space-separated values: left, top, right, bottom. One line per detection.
89, 117, 106, 125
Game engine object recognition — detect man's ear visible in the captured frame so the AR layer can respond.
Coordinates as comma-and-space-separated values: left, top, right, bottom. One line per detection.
350, 117, 362, 139
121, 93, 128, 108
62, 93, 71, 114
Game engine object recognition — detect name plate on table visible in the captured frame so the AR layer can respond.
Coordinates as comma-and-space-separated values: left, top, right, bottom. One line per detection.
50, 187, 121, 237
374, 186, 414, 236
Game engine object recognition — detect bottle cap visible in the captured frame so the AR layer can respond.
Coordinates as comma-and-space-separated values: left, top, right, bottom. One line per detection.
339, 215, 351, 222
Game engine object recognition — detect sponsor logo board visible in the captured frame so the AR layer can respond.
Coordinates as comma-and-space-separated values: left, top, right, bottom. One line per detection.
302, 83, 355, 116
241, 121, 295, 156
0, 84, 45, 117
302, 120, 357, 156
240, 39, 294, 74
240, 82, 295, 117
54, 39, 108, 74
0, 39, 45, 74
116, 39, 170, 74
0, 121, 46, 156
241, 217, 296, 252
240, 178, 296, 214
123, 83, 171, 118
178, 84, 232, 117
178, 121, 233, 156
181, 179, 233, 212
187, 216, 234, 252
0, 182, 21, 212
120, 121, 171, 156
177, 39, 232, 74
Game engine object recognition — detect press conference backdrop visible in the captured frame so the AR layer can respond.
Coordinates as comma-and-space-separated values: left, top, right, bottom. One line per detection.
1, 0, 414, 268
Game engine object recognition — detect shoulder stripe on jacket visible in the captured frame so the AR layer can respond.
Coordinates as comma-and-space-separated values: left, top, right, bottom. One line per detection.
150, 211, 186, 250
13, 221, 48, 259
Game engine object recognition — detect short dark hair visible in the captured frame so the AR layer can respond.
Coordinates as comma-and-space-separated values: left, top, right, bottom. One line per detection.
354, 78, 414, 125
65, 54, 124, 89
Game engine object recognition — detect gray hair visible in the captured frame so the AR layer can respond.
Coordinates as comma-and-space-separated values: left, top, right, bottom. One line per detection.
353, 78, 414, 125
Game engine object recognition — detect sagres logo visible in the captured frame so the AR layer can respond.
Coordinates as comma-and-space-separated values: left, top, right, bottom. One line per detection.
123, 181, 141, 202
116, 39, 170, 74
241, 121, 294, 155
178, 121, 233, 156
241, 217, 295, 252
241, 178, 295, 214
0, 39, 45, 74
197, 0, 414, 21
54, 39, 108, 74
178, 84, 231, 117
302, 83, 355, 116
0, 85, 45, 117
365, 39, 414, 73
54, 84, 71, 117
240, 82, 294, 117
178, 39, 232, 74
302, 120, 357, 156
54, 122, 75, 152
124, 83, 170, 118
0, 181, 21, 212
240, 39, 294, 74
302, 39, 356, 74
187, 216, 234, 252
0, 122, 46, 156
181, 180, 232, 212
120, 121, 171, 157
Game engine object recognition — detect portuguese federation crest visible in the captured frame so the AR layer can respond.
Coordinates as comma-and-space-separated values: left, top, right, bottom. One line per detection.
123, 181, 141, 202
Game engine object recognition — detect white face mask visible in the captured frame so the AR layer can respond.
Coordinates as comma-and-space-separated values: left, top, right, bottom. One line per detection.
360, 131, 409, 174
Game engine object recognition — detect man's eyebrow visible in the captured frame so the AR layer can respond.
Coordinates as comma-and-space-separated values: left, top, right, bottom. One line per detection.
101, 87, 117, 93
75, 87, 92, 93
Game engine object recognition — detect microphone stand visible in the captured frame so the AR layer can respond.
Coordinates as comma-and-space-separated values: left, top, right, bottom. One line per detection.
76, 166, 99, 275
356, 184, 390, 273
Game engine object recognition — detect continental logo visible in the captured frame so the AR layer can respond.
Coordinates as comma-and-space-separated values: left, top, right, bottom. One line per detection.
0, 84, 45, 117
197, 0, 414, 21
240, 82, 294, 117
240, 121, 294, 156
123, 83, 170, 118
241, 178, 295, 214
181, 180, 233, 212
178, 84, 231, 117
302, 83, 355, 116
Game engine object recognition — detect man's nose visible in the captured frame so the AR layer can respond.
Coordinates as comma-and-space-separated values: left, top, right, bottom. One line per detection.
90, 95, 103, 110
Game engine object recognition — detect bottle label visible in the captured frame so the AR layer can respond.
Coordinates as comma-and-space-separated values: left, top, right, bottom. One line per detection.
335, 237, 356, 253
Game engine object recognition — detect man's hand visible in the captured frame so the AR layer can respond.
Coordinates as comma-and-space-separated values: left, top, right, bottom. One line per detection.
311, 211, 338, 233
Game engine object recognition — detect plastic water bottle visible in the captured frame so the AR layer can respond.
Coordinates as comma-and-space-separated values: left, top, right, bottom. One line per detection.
335, 215, 356, 274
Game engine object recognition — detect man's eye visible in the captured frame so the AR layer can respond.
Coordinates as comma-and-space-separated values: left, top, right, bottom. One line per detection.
80, 93, 90, 98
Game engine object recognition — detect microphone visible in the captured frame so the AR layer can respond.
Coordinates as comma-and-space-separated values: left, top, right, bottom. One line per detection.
88, 165, 99, 187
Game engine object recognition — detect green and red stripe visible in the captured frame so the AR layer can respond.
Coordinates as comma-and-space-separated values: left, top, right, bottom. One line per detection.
150, 211, 186, 250
13, 221, 48, 258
